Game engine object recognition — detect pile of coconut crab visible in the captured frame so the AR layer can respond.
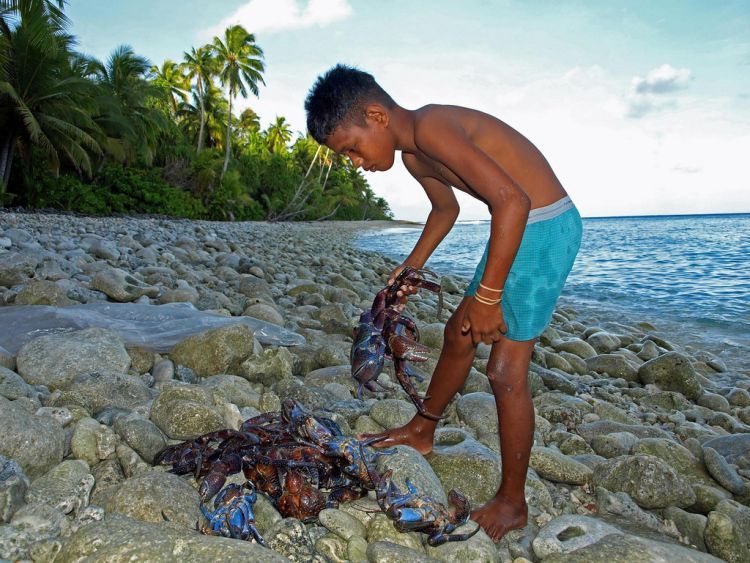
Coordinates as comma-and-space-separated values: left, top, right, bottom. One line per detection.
155, 398, 477, 546
350, 266, 444, 420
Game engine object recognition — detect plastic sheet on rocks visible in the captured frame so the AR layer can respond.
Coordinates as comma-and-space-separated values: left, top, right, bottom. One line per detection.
0, 302, 305, 354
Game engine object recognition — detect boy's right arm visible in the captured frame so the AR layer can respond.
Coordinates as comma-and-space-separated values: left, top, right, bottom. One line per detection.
388, 155, 459, 286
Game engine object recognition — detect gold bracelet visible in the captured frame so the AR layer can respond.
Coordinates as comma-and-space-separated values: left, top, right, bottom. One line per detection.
473, 293, 501, 305
479, 282, 503, 293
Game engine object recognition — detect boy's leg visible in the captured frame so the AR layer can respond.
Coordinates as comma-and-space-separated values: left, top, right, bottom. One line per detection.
470, 334, 536, 541
361, 296, 477, 454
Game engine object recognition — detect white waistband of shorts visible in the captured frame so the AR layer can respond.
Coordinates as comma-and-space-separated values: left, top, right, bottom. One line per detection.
527, 196, 574, 225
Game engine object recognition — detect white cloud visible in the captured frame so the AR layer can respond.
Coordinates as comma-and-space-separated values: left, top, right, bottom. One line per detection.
633, 64, 692, 94
673, 164, 702, 174
625, 94, 677, 118
203, 0, 352, 38
626, 64, 692, 118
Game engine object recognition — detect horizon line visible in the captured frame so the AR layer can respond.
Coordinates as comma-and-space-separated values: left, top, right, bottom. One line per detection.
584, 211, 750, 220
449, 211, 750, 222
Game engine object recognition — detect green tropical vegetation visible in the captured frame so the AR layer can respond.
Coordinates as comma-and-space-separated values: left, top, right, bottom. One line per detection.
0, 0, 392, 221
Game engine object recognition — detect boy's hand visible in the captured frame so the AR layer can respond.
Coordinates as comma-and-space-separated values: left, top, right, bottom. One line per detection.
461, 298, 507, 346
387, 263, 419, 312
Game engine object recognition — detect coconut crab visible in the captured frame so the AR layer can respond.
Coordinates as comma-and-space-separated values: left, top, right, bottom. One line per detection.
374, 469, 479, 546
351, 266, 443, 420
200, 481, 266, 545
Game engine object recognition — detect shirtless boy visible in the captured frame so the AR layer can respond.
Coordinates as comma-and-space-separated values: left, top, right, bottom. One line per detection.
305, 64, 582, 541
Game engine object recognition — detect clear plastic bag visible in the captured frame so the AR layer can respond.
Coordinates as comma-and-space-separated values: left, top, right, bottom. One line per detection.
0, 302, 305, 354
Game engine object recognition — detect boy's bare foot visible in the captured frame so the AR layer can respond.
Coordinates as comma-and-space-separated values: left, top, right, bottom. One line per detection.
470, 494, 528, 542
358, 417, 435, 455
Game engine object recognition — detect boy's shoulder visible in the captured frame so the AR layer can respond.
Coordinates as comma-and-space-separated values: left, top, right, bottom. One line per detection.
413, 104, 462, 128
412, 105, 464, 145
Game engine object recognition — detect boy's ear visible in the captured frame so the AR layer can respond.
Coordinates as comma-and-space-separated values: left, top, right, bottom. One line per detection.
364, 103, 389, 127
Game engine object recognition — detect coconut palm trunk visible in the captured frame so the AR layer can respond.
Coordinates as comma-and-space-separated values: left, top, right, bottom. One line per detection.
302, 145, 322, 181
322, 158, 333, 189
317, 148, 329, 182
222, 89, 232, 179
0, 134, 15, 199
196, 76, 206, 153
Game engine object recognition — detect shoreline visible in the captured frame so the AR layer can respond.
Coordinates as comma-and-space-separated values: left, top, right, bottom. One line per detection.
2, 209, 742, 373
351, 219, 748, 376
0, 208, 424, 228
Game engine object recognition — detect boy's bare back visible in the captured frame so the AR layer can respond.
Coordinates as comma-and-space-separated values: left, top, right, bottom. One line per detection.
405, 104, 567, 210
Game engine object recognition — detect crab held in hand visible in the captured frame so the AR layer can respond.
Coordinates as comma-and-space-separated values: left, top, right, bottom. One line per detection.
351, 266, 443, 419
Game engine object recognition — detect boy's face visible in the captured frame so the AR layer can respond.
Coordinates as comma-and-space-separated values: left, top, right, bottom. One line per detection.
325, 108, 396, 173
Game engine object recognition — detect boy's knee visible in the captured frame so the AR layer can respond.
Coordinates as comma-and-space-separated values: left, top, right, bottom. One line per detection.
488, 372, 532, 403
443, 316, 472, 351
486, 346, 534, 387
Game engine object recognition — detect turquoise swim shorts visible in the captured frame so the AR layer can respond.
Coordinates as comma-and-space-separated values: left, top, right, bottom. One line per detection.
465, 196, 582, 341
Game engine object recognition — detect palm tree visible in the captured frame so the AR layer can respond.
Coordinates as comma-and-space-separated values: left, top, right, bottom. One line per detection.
0, 0, 101, 197
264, 115, 292, 154
90, 45, 168, 165
211, 24, 264, 179
177, 83, 228, 150
182, 45, 214, 152
1, 0, 67, 28
149, 59, 188, 116
235, 107, 260, 140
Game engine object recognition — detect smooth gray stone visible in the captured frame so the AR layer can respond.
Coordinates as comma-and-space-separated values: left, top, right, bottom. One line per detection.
376, 444, 448, 505
586, 354, 639, 381
704, 499, 750, 563
265, 517, 318, 562
592, 454, 696, 509
104, 471, 200, 530
0, 366, 33, 400
663, 506, 708, 553
56, 514, 287, 562
703, 447, 748, 495
54, 371, 152, 414
113, 415, 166, 464
0, 456, 28, 524
702, 433, 750, 468
542, 533, 722, 562
0, 396, 65, 479
529, 446, 593, 484
149, 384, 224, 440
366, 540, 438, 563
552, 337, 597, 359
638, 352, 703, 400
532, 515, 622, 558
530, 363, 578, 394
171, 324, 255, 378
369, 399, 417, 429
16, 328, 131, 390
576, 420, 673, 442
25, 460, 94, 515
426, 435, 500, 506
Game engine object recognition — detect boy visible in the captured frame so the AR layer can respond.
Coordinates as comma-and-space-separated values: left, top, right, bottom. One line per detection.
305, 64, 582, 541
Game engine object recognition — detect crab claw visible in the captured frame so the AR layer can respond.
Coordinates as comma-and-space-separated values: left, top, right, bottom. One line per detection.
388, 334, 431, 361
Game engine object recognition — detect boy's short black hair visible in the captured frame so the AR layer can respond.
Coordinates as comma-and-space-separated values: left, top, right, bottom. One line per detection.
305, 64, 395, 144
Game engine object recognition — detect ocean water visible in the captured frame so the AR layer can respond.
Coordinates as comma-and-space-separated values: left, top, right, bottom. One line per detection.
356, 214, 750, 370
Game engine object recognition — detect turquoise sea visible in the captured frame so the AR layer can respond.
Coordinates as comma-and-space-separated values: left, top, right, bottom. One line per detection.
356, 213, 750, 370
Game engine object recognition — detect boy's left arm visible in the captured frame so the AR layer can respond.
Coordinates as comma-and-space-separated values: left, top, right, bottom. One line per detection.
414, 114, 530, 345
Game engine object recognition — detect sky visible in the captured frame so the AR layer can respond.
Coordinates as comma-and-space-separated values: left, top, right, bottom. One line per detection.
67, 0, 750, 220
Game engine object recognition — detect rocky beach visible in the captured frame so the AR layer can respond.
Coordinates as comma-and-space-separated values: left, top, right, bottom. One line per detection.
1, 210, 749, 563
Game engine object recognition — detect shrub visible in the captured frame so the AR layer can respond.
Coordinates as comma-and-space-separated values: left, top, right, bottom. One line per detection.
28, 166, 205, 218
